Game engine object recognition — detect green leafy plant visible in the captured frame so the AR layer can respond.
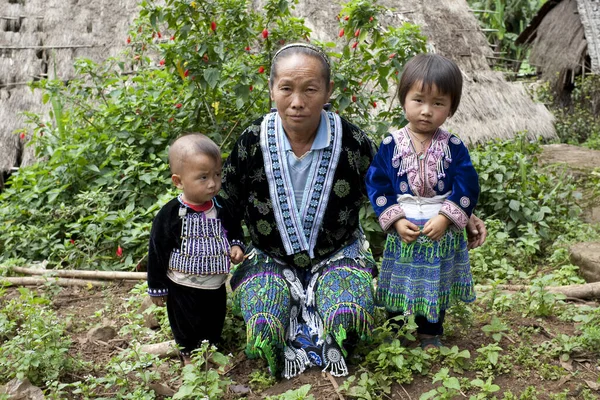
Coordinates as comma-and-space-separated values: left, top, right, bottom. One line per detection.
0, 0, 426, 271
173, 341, 232, 399
481, 315, 510, 342
249, 369, 277, 393
419, 368, 462, 400
0, 288, 76, 386
439, 345, 471, 373
265, 384, 314, 400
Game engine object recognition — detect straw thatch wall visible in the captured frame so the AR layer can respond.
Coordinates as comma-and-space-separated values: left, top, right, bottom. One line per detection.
1, 0, 556, 176
517, 0, 600, 97
0, 0, 139, 173
269, 0, 556, 145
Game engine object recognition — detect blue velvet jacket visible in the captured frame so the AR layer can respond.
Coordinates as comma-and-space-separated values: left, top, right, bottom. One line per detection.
365, 127, 479, 231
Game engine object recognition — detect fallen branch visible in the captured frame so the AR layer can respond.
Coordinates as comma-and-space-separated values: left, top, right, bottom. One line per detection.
477, 282, 600, 300
0, 277, 105, 287
11, 266, 147, 281
323, 372, 345, 400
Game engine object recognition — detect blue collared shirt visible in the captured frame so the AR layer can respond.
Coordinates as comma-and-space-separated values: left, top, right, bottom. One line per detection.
280, 110, 330, 211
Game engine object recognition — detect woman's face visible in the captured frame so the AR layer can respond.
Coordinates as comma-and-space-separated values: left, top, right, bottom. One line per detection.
270, 54, 333, 138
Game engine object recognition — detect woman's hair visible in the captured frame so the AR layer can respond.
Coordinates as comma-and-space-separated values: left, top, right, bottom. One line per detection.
168, 133, 221, 174
398, 53, 463, 116
270, 43, 331, 89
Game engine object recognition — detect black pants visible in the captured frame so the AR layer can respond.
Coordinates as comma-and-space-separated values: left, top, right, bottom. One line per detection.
388, 310, 446, 336
166, 282, 226, 356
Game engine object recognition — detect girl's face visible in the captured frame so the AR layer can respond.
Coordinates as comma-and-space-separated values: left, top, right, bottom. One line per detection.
403, 81, 453, 136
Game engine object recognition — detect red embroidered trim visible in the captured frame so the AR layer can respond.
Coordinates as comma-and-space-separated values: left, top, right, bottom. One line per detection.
182, 199, 213, 212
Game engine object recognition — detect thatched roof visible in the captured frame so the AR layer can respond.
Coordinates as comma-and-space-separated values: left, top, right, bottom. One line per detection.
1, 0, 556, 175
282, 0, 556, 145
516, 0, 600, 94
0, 0, 139, 173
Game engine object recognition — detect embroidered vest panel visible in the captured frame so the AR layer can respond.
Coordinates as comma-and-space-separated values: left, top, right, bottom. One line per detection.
168, 213, 231, 275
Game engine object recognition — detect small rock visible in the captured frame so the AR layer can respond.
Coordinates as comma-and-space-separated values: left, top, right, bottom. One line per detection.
148, 383, 176, 397
87, 325, 117, 342
140, 296, 160, 329
230, 384, 251, 395
569, 242, 600, 283
0, 378, 45, 400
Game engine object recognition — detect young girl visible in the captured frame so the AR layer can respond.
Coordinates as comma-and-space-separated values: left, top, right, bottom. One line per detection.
365, 54, 480, 350
147, 133, 245, 364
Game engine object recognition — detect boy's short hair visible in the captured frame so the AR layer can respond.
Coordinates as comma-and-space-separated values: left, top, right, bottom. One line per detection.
168, 133, 221, 175
398, 53, 463, 116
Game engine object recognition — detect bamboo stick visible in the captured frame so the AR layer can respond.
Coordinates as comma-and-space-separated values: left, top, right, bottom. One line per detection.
478, 282, 600, 300
11, 266, 147, 280
1, 277, 105, 287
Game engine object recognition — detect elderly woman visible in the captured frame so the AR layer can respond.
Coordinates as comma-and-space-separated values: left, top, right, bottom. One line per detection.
221, 43, 486, 378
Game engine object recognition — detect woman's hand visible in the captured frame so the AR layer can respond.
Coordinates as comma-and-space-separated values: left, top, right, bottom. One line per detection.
150, 295, 167, 307
422, 215, 451, 241
394, 218, 420, 243
230, 245, 245, 264
467, 214, 487, 249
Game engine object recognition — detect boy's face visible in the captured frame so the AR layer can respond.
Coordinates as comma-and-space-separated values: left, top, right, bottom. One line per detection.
172, 153, 222, 205
403, 81, 453, 136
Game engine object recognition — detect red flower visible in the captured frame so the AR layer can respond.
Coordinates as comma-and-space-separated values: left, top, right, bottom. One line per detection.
352, 95, 357, 102
70, 239, 75, 245
373, 101, 377, 108
175, 103, 182, 108
338, 28, 344, 37
168, 117, 174, 123
184, 69, 189, 77
159, 59, 165, 66
344, 16, 349, 20
249, 85, 253, 91
262, 28, 269, 39
343, 87, 347, 92
258, 66, 265, 74
354, 29, 360, 37
352, 41, 358, 49
116, 245, 123, 258
203, 54, 209, 62
157, 31, 162, 38
19, 132, 25, 140
369, 16, 374, 22
245, 46, 250, 51
126, 36, 131, 44
211, 21, 217, 31
389, 53, 396, 59
170, 35, 175, 41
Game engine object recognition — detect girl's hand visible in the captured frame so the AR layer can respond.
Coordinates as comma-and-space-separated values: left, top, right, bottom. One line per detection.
150, 295, 167, 307
394, 218, 420, 243
230, 245, 245, 264
422, 215, 451, 241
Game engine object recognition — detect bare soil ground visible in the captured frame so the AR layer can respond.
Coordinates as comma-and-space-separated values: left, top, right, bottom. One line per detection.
5, 282, 600, 399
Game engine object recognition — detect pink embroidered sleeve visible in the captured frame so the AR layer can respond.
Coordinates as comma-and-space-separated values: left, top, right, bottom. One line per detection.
379, 204, 405, 231
439, 200, 469, 229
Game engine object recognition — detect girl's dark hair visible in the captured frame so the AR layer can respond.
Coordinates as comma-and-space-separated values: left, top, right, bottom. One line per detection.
270, 43, 331, 89
398, 53, 463, 115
